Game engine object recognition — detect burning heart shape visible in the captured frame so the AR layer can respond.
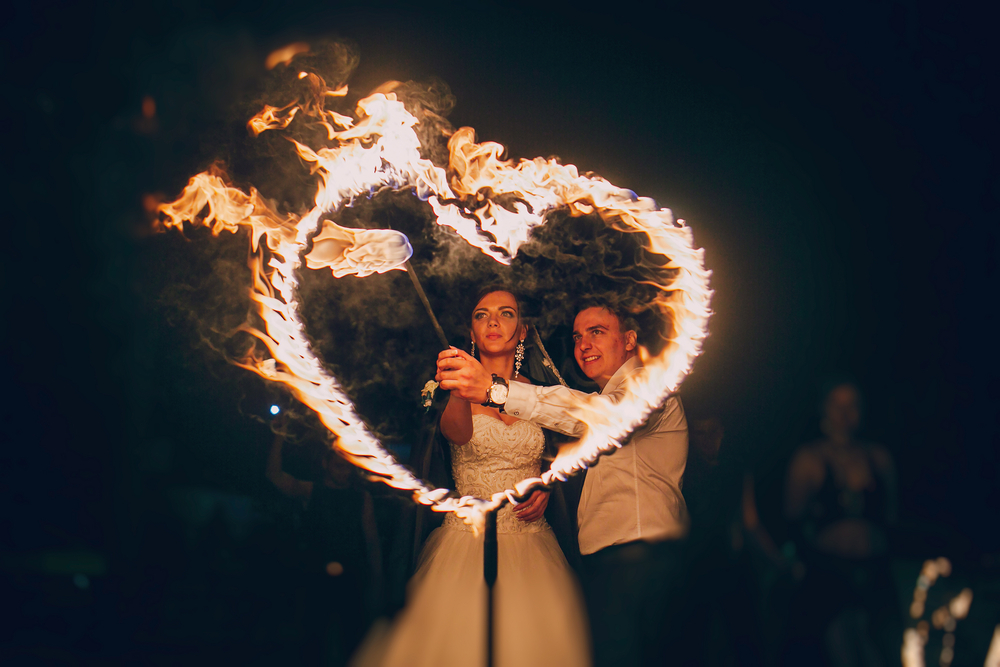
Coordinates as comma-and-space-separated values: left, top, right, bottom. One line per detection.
158, 77, 712, 532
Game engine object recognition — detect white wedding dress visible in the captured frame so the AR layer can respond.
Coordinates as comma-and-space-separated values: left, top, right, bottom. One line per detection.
369, 414, 591, 666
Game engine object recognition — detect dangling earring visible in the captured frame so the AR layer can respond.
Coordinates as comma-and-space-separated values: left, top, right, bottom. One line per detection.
470, 339, 476, 358
514, 339, 524, 379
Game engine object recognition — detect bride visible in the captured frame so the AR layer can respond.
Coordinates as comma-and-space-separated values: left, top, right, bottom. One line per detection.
368, 287, 591, 666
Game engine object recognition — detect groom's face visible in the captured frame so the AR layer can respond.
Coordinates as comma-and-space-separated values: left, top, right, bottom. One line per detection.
573, 307, 637, 391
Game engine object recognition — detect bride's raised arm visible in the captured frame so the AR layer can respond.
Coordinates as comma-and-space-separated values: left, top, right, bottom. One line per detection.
439, 380, 474, 446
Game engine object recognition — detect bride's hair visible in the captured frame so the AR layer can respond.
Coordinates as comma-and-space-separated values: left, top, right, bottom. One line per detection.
471, 283, 524, 322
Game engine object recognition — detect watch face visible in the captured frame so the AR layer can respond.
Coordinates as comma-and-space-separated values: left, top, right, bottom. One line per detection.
490, 383, 509, 404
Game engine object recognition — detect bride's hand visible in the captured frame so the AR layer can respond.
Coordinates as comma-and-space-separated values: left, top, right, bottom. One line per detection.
436, 347, 492, 404
513, 489, 549, 522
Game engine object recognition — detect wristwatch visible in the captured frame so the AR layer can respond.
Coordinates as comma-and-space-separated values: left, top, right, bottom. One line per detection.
482, 374, 509, 410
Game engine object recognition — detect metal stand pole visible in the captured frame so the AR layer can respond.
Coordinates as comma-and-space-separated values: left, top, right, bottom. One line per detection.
484, 509, 498, 667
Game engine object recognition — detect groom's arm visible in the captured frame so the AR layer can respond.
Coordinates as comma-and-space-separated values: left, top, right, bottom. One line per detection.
436, 348, 623, 437
503, 382, 595, 438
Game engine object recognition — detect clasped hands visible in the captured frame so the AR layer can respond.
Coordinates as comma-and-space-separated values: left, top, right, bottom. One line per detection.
434, 347, 549, 522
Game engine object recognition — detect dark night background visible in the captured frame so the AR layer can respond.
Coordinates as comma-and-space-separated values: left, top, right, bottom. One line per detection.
3, 1, 997, 665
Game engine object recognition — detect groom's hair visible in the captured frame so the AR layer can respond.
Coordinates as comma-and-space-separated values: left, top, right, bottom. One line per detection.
575, 297, 641, 341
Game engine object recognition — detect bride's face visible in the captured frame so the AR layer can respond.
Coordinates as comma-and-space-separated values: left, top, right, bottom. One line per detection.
471, 291, 525, 357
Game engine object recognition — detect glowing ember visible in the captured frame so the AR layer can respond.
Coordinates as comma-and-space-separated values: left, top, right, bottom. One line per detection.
156, 48, 712, 531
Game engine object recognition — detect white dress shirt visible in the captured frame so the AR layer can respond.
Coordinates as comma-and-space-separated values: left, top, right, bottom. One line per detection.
505, 356, 689, 555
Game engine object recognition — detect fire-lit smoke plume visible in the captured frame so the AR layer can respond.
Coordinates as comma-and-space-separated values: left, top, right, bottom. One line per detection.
156, 42, 712, 531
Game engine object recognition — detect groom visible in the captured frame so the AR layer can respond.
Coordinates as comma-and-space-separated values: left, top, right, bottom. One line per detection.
436, 300, 689, 666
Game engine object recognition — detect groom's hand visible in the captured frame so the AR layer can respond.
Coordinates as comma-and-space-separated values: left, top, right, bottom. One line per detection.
436, 347, 492, 404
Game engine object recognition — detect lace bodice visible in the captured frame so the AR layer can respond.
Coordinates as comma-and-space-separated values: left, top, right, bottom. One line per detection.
444, 414, 549, 534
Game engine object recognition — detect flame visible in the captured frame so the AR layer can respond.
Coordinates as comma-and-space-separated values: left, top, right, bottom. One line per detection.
265, 42, 310, 70
157, 62, 712, 532
248, 103, 299, 137
305, 219, 412, 277
248, 65, 351, 139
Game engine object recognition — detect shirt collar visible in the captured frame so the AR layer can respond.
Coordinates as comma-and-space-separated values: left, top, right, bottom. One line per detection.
599, 355, 643, 395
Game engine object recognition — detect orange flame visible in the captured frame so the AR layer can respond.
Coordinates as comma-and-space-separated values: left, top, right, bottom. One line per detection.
265, 42, 310, 70
248, 103, 299, 137
157, 64, 712, 532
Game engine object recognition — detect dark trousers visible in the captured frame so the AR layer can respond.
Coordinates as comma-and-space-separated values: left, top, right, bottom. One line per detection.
581, 539, 687, 667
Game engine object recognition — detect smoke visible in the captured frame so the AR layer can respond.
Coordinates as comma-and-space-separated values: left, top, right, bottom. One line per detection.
155, 227, 255, 366
294, 189, 501, 446
512, 210, 676, 351
383, 77, 457, 167
289, 194, 677, 449
152, 37, 682, 455
231, 40, 456, 208
153, 184, 677, 455
222, 39, 365, 212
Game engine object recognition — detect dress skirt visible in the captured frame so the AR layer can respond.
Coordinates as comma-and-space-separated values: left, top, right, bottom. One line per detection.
368, 522, 591, 667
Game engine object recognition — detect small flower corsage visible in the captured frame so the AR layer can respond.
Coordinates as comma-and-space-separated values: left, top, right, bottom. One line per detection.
420, 380, 439, 410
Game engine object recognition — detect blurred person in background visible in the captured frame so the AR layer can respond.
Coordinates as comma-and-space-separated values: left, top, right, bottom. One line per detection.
783, 381, 901, 667
682, 416, 789, 666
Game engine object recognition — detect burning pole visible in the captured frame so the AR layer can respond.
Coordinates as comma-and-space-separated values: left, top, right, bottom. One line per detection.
405, 260, 450, 349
